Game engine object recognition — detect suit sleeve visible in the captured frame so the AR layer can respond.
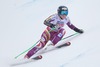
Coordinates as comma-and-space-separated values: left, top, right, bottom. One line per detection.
66, 18, 76, 30
44, 15, 56, 27
66, 18, 83, 33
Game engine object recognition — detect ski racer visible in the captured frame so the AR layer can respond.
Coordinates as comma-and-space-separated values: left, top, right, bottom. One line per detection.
24, 6, 84, 59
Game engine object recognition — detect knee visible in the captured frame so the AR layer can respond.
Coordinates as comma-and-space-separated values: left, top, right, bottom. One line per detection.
36, 42, 44, 48
59, 28, 66, 35
63, 29, 66, 35
58, 30, 66, 38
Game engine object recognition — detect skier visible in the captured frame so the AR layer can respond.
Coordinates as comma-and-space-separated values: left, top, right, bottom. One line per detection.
24, 6, 84, 59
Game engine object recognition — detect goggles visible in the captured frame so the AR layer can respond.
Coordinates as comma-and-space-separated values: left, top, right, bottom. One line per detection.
60, 11, 68, 16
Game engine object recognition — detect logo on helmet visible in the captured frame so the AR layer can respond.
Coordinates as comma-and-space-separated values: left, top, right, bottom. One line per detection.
62, 8, 68, 11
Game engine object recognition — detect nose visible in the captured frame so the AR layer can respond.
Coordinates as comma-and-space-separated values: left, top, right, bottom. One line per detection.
62, 15, 67, 18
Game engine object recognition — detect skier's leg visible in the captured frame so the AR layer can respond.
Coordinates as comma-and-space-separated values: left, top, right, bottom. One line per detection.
50, 28, 66, 45
24, 29, 50, 59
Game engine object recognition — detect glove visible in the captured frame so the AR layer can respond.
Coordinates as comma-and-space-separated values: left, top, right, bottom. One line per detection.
50, 24, 55, 28
74, 28, 84, 33
50, 24, 59, 32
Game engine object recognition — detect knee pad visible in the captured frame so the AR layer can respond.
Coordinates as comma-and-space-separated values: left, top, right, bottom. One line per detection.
58, 29, 66, 37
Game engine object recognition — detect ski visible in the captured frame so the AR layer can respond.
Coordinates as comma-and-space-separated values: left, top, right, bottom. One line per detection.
32, 55, 42, 60
10, 42, 71, 66
57, 42, 71, 48
31, 42, 71, 60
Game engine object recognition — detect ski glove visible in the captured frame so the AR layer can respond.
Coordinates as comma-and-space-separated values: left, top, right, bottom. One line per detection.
74, 28, 84, 33
50, 24, 56, 28
50, 24, 58, 31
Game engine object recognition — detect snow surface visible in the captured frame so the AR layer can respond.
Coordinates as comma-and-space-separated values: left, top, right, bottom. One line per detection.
0, 0, 100, 67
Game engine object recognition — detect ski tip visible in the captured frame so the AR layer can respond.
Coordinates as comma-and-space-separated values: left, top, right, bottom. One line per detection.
37, 55, 42, 59
66, 42, 71, 46
32, 55, 42, 60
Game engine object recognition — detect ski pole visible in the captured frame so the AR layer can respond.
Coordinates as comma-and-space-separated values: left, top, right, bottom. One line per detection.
15, 29, 78, 59
14, 28, 56, 59
61, 32, 79, 40
14, 40, 40, 59
45, 32, 79, 49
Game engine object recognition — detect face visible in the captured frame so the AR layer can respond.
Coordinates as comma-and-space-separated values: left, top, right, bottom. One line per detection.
60, 15, 67, 19
59, 10, 68, 19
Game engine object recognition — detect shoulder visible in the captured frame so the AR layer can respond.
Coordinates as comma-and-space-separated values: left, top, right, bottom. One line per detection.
48, 13, 58, 19
65, 16, 70, 22
45, 13, 58, 21
66, 16, 70, 20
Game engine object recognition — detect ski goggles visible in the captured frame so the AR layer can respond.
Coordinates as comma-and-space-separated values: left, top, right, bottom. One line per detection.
60, 11, 68, 16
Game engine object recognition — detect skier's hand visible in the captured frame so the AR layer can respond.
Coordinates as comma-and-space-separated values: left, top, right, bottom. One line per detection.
78, 29, 84, 33
50, 24, 55, 28
50, 24, 60, 32
74, 28, 84, 34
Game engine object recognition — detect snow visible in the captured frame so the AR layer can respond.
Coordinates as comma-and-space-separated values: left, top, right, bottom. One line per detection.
0, 0, 100, 67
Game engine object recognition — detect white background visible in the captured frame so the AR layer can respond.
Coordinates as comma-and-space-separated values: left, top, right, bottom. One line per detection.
0, 0, 100, 67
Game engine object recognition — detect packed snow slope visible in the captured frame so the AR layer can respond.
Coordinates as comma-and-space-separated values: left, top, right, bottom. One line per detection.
0, 0, 100, 67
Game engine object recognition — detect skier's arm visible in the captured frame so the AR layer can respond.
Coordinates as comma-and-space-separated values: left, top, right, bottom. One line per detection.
44, 15, 56, 28
44, 20, 55, 28
67, 22, 84, 33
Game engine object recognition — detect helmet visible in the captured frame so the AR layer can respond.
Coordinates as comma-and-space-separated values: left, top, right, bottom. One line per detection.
57, 6, 68, 16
